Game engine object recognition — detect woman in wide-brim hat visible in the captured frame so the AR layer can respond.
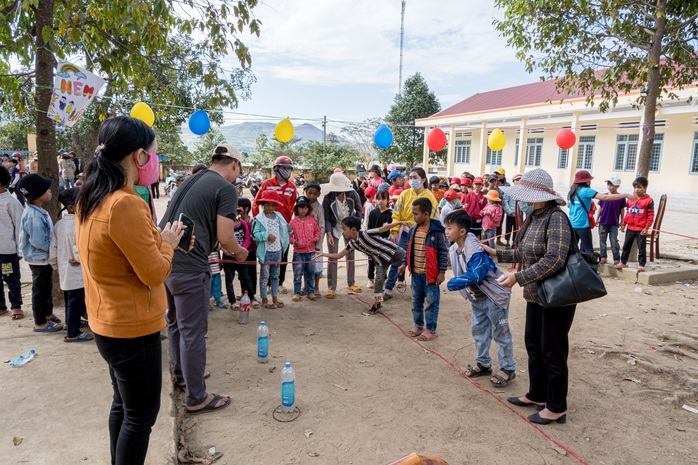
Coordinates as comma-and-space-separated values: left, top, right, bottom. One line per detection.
321, 172, 363, 297
481, 168, 575, 425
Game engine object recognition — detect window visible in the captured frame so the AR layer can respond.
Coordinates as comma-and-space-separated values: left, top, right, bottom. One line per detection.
649, 133, 663, 172
581, 124, 597, 131
455, 131, 472, 138
614, 134, 639, 171
486, 147, 502, 166
514, 138, 519, 166
692, 132, 698, 174
576, 135, 596, 170
454, 140, 471, 164
525, 137, 543, 167
558, 149, 569, 169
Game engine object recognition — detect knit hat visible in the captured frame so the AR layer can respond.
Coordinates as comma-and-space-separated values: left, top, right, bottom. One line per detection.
364, 186, 377, 197
499, 169, 566, 205
17, 174, 52, 202
444, 189, 458, 201
485, 190, 502, 202
294, 195, 313, 213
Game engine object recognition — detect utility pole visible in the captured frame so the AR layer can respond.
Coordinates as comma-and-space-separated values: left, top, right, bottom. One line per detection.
399, 0, 406, 95
322, 116, 327, 156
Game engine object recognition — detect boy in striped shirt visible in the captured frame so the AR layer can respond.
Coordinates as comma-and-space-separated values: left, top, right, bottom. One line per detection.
314, 216, 408, 313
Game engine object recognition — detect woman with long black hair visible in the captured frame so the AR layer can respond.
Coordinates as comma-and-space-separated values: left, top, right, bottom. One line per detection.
76, 115, 187, 465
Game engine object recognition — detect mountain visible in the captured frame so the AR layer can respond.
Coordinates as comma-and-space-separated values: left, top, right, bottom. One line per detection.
181, 121, 329, 154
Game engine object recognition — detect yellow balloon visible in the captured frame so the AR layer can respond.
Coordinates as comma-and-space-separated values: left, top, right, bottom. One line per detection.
275, 118, 294, 143
488, 128, 506, 152
130, 102, 155, 127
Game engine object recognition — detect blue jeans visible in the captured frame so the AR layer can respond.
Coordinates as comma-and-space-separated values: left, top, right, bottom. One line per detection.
411, 273, 441, 334
260, 250, 281, 300
293, 252, 315, 296
483, 229, 496, 249
598, 224, 620, 261
0, 253, 23, 310
573, 227, 594, 254
210, 273, 222, 301
471, 298, 515, 372
386, 233, 409, 291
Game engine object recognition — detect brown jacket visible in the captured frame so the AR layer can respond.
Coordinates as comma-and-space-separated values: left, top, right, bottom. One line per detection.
76, 187, 174, 338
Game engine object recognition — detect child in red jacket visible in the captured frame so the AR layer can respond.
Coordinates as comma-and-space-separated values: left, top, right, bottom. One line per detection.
616, 176, 654, 272
289, 196, 321, 301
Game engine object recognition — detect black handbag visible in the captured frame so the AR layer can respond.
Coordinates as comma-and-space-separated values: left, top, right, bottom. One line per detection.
536, 215, 607, 308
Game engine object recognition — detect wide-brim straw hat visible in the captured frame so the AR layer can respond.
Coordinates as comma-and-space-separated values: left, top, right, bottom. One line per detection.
499, 169, 566, 205
321, 172, 354, 193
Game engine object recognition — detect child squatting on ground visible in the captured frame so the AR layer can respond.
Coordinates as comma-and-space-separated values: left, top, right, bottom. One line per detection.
17, 174, 64, 332
314, 216, 409, 313
49, 187, 92, 342
444, 209, 516, 386
617, 176, 655, 272
252, 190, 289, 309
289, 196, 321, 302
399, 197, 450, 341
0, 165, 24, 320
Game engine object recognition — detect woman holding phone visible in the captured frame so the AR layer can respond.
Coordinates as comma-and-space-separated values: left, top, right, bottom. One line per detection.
76, 115, 190, 465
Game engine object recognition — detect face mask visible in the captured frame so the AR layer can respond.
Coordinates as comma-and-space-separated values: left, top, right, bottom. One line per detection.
136, 152, 159, 187
519, 201, 535, 215
277, 168, 292, 181
358, 172, 365, 178
409, 179, 422, 189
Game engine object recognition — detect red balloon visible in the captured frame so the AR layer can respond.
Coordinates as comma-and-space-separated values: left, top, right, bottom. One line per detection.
556, 129, 577, 150
427, 127, 447, 152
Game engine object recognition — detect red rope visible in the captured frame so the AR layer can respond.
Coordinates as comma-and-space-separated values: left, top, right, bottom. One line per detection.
348, 293, 590, 465
650, 228, 698, 241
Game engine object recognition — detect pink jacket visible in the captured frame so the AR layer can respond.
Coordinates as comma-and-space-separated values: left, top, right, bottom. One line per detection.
289, 216, 320, 253
481, 203, 503, 230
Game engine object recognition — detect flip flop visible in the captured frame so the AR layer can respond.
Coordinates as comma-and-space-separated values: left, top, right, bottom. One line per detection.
64, 332, 94, 343
47, 316, 62, 324
325, 291, 335, 299
186, 393, 231, 415
33, 321, 64, 333
347, 285, 362, 293
408, 327, 423, 337
251, 300, 261, 309
11, 309, 24, 320
416, 330, 438, 341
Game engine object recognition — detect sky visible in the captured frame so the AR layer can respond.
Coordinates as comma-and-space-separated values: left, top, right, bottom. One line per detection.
227, 0, 537, 134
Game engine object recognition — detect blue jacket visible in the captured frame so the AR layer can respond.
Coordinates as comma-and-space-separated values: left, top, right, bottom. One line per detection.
405, 219, 449, 285
447, 233, 511, 309
251, 211, 289, 263
19, 204, 52, 262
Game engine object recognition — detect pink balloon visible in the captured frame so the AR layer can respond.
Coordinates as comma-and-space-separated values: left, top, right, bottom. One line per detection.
556, 129, 577, 150
427, 127, 447, 152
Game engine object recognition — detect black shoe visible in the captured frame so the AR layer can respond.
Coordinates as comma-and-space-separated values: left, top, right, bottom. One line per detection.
527, 412, 566, 425
507, 396, 543, 408
369, 302, 382, 314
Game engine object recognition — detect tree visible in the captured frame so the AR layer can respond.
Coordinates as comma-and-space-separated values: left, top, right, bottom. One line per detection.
494, 0, 698, 178
194, 128, 224, 163
248, 134, 303, 168
300, 141, 358, 179
0, 122, 29, 151
158, 127, 193, 167
381, 73, 442, 168
0, 0, 260, 218
341, 117, 382, 168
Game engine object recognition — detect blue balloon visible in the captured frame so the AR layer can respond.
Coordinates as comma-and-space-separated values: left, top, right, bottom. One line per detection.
374, 124, 393, 149
188, 110, 211, 135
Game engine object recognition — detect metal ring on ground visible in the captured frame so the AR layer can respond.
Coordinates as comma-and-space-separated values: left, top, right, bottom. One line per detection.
272, 405, 301, 422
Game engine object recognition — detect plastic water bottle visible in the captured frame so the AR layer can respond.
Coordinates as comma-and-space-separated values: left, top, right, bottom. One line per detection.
257, 321, 269, 363
239, 290, 251, 325
281, 362, 296, 413
9, 349, 36, 367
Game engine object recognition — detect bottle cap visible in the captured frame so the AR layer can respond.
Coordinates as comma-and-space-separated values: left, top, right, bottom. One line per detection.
285, 362, 291, 367
260, 321, 266, 325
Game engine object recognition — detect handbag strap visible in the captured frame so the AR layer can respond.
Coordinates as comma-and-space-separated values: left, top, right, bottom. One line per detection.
574, 191, 590, 214
544, 208, 581, 257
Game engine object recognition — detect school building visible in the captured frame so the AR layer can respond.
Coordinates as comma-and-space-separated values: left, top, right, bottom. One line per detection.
415, 78, 698, 201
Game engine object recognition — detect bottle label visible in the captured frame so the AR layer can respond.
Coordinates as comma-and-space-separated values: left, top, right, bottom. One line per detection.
241, 303, 250, 313
282, 381, 295, 407
258, 336, 268, 358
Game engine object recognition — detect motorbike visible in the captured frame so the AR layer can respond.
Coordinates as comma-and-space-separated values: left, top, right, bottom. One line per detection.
294, 174, 305, 188
164, 169, 177, 196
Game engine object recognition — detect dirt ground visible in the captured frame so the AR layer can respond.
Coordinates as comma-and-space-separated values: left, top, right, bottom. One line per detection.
1, 193, 697, 465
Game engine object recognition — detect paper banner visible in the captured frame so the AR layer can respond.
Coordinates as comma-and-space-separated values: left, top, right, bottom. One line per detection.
47, 61, 105, 127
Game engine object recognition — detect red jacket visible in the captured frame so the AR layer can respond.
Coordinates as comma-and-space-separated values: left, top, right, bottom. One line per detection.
465, 191, 486, 222
252, 177, 297, 223
623, 194, 655, 232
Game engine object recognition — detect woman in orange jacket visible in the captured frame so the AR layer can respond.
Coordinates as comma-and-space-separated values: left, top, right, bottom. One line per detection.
76, 116, 188, 465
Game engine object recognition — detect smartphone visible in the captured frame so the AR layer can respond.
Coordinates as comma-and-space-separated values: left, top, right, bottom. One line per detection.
177, 213, 195, 253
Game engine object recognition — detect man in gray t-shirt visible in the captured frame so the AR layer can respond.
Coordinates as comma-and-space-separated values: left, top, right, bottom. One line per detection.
160, 144, 248, 413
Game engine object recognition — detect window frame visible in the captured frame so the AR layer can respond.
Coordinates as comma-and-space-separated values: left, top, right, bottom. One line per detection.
525, 137, 543, 167
454, 139, 471, 164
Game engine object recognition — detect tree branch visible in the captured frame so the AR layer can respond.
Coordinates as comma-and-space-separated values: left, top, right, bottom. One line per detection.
0, 71, 36, 78
666, 12, 698, 33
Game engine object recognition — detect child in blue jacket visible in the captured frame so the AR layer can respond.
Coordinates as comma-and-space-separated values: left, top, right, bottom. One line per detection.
252, 191, 289, 309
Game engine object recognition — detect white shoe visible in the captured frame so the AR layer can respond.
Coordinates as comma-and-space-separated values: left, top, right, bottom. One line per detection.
367, 279, 374, 288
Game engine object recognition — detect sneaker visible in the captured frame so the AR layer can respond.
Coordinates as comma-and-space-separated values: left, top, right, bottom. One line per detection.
599, 258, 607, 264
638, 266, 646, 272
615, 263, 629, 269
369, 302, 382, 314
367, 279, 374, 288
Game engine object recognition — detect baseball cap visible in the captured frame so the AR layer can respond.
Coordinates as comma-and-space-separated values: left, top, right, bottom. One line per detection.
444, 189, 458, 201
494, 168, 506, 175
212, 144, 242, 162
605, 176, 621, 186
364, 186, 376, 197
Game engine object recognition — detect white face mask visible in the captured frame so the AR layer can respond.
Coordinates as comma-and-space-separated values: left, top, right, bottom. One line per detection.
409, 179, 422, 189
519, 201, 535, 215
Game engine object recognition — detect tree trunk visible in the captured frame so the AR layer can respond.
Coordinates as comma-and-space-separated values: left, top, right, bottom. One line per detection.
637, 0, 666, 179
35, 0, 58, 220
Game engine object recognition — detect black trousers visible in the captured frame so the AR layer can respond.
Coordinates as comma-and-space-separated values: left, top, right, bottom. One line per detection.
505, 215, 516, 244
367, 259, 375, 280
278, 247, 289, 286
524, 301, 576, 413
0, 253, 23, 310
64, 288, 86, 338
621, 229, 647, 266
29, 264, 53, 325
94, 332, 162, 465
223, 261, 254, 302
150, 182, 160, 199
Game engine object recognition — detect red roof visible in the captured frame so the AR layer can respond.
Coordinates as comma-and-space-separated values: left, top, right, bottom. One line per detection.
432, 79, 589, 118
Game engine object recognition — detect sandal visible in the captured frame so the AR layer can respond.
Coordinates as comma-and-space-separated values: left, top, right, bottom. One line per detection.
33, 321, 64, 333
47, 315, 62, 324
464, 362, 493, 378
490, 369, 516, 387
0, 309, 8, 316
292, 294, 301, 302
262, 300, 277, 309
347, 285, 362, 293
408, 327, 423, 337
306, 294, 318, 301
251, 300, 260, 309
325, 291, 335, 299
274, 300, 284, 308
231, 302, 241, 311
278, 286, 289, 295
369, 302, 382, 314
11, 308, 24, 320
416, 330, 438, 341
186, 393, 231, 415
64, 332, 94, 343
